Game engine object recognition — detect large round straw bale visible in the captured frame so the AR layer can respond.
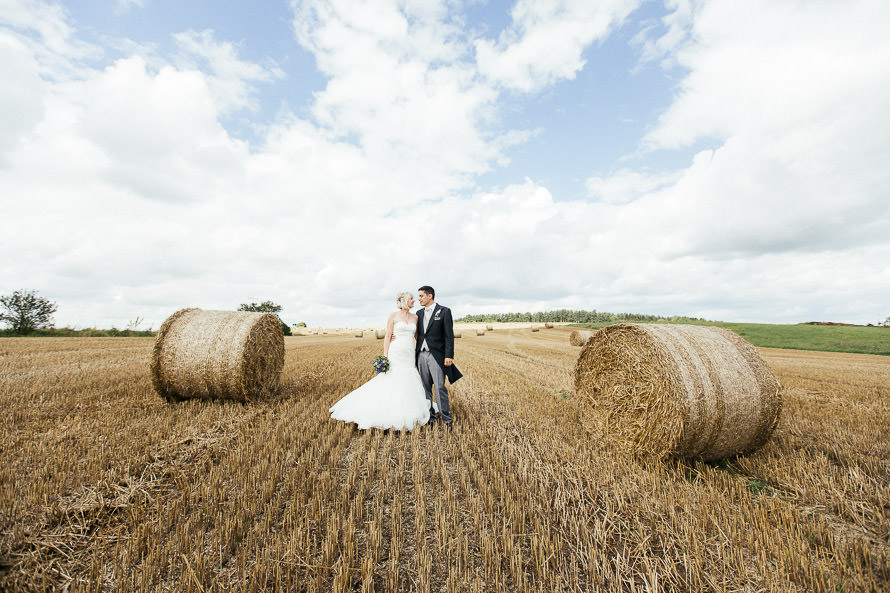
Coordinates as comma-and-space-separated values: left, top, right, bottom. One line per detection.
485, 324, 493, 331
570, 330, 594, 346
375, 329, 385, 339
151, 308, 284, 403
476, 329, 485, 336
354, 330, 363, 338
454, 331, 462, 338
544, 322, 554, 329
574, 324, 781, 461
531, 325, 540, 332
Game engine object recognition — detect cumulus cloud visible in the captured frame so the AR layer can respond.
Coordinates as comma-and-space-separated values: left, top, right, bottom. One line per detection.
605, 0, 890, 262
1, 0, 888, 328
291, 0, 506, 201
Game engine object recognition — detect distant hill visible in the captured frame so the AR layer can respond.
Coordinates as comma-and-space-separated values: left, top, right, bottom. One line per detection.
569, 320, 890, 356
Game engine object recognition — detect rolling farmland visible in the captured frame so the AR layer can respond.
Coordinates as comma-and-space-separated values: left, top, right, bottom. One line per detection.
1, 328, 888, 591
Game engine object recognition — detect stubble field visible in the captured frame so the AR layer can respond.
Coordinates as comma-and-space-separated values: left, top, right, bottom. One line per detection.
1, 328, 888, 592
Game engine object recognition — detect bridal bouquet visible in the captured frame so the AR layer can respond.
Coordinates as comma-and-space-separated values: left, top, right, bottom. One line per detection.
372, 355, 390, 374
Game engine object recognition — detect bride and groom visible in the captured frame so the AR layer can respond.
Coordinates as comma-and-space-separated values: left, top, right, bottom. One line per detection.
329, 286, 463, 431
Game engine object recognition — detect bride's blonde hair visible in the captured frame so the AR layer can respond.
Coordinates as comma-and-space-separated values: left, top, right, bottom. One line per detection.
396, 291, 413, 310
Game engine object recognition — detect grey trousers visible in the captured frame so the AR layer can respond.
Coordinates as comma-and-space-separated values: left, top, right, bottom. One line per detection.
417, 350, 451, 424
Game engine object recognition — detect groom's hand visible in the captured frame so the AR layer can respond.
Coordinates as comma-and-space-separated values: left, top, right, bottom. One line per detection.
444, 357, 453, 366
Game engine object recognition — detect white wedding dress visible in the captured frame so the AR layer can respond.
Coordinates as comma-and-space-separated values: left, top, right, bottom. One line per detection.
329, 320, 431, 431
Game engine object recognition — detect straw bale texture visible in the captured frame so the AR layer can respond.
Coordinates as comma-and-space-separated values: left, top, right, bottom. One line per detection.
573, 323, 781, 461
531, 325, 540, 332
570, 330, 594, 346
544, 322, 554, 329
476, 329, 486, 336
375, 329, 385, 339
151, 308, 284, 402
454, 331, 462, 338
485, 324, 493, 331
354, 331, 363, 338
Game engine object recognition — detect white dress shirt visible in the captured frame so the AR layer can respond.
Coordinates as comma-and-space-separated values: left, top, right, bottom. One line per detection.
421, 305, 434, 351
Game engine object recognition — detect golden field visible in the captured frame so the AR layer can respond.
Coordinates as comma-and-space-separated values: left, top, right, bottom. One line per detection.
1, 328, 888, 592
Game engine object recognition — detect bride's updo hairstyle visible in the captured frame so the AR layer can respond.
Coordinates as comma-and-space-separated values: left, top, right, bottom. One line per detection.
396, 292, 413, 310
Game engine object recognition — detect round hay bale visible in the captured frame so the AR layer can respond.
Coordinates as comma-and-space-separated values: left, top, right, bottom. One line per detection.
454, 331, 462, 338
354, 330, 363, 338
573, 324, 781, 461
375, 329, 385, 339
544, 322, 554, 329
531, 325, 540, 332
485, 324, 493, 331
476, 329, 485, 336
570, 330, 593, 346
151, 308, 284, 403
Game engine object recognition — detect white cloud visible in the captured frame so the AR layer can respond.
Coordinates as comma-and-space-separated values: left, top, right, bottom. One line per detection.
585, 168, 680, 204
291, 0, 507, 200
173, 29, 284, 115
0, 31, 47, 158
1, 0, 888, 329
475, 0, 641, 92
115, 0, 145, 11
606, 0, 890, 260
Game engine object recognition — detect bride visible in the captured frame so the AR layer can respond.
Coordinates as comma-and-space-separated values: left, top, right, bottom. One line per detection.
329, 292, 431, 431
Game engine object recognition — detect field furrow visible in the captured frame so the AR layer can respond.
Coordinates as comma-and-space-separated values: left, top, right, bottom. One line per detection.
2, 329, 888, 591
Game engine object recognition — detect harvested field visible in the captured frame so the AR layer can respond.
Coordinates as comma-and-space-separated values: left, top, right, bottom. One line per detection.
1, 329, 888, 592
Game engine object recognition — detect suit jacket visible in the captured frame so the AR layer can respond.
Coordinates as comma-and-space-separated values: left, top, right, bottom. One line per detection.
415, 303, 463, 383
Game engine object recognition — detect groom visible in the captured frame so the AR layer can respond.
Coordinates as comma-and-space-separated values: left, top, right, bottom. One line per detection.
415, 285, 462, 428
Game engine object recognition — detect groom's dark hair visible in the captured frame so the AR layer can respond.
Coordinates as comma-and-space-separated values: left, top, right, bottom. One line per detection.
418, 285, 435, 299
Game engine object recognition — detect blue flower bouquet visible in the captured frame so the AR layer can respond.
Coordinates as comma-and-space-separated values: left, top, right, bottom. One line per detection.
372, 355, 390, 374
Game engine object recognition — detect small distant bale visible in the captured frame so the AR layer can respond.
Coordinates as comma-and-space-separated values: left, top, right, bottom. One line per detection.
151, 308, 284, 403
476, 329, 485, 336
354, 330, 363, 338
573, 323, 781, 461
376, 329, 385, 339
544, 322, 554, 329
570, 330, 594, 346
485, 324, 493, 331
531, 325, 540, 332
454, 331, 462, 338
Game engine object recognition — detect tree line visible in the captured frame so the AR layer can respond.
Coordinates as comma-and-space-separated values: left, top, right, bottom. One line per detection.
456, 309, 710, 324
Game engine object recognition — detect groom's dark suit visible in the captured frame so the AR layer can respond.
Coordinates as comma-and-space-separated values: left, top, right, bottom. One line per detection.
416, 303, 462, 424
415, 303, 462, 383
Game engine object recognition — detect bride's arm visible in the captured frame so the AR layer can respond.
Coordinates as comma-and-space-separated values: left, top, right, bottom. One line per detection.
383, 315, 395, 357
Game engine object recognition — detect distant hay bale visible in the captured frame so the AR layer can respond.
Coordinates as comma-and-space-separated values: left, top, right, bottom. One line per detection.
376, 329, 385, 339
570, 330, 594, 346
354, 330, 363, 338
151, 308, 284, 403
454, 331, 462, 338
476, 329, 485, 336
485, 324, 493, 331
544, 322, 554, 329
573, 324, 781, 461
531, 325, 540, 332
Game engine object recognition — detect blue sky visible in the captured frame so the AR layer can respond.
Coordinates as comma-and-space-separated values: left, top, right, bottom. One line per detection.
1, 0, 889, 328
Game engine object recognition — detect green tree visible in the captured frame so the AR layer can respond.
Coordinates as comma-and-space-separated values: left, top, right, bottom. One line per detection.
0, 289, 58, 334
237, 300, 291, 335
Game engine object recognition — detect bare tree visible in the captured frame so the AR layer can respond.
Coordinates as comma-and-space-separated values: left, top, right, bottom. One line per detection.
0, 289, 58, 334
